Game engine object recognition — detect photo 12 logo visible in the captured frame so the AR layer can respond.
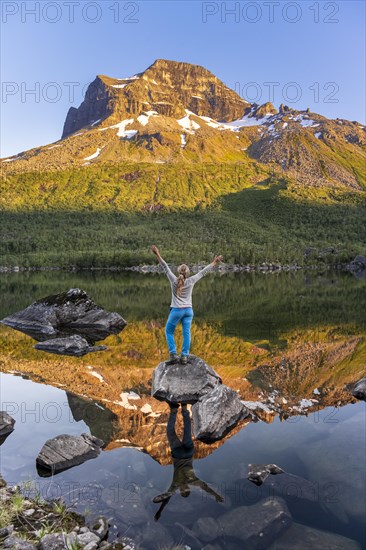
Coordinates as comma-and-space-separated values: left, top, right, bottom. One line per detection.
1, 1, 140, 24
201, 2, 340, 24
232, 81, 340, 105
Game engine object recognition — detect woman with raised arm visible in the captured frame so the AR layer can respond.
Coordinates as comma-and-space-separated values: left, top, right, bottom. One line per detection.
151, 245, 223, 365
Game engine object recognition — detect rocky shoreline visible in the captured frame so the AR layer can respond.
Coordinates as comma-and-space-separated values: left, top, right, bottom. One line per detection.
0, 261, 358, 274
0, 476, 138, 550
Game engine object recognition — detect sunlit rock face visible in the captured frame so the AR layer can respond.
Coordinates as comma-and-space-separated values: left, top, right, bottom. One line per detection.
0, 288, 127, 356
62, 59, 251, 139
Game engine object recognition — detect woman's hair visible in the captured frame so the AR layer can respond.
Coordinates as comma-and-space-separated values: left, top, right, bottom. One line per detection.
176, 264, 190, 296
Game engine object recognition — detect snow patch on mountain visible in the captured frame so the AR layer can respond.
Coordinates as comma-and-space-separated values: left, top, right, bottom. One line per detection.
84, 147, 103, 161
117, 75, 139, 81
177, 110, 201, 133
100, 119, 137, 139
293, 114, 320, 128
137, 110, 159, 126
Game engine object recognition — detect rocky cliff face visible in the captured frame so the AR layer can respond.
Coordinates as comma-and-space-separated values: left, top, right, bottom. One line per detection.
61, 76, 116, 139
61, 59, 251, 139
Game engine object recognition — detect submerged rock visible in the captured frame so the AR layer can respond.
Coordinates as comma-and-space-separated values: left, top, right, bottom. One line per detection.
36, 433, 104, 475
192, 516, 222, 542
0, 411, 15, 445
248, 463, 284, 486
101, 486, 149, 526
192, 384, 246, 442
263, 472, 319, 502
218, 497, 292, 548
352, 377, 366, 401
34, 335, 107, 357
269, 522, 361, 549
1, 288, 127, 346
151, 355, 222, 404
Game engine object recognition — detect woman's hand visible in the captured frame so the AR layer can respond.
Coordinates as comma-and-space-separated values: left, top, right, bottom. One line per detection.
213, 255, 223, 265
151, 245, 160, 256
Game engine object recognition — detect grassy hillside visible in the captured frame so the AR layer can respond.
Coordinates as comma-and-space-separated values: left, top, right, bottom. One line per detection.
0, 161, 266, 210
1, 166, 365, 267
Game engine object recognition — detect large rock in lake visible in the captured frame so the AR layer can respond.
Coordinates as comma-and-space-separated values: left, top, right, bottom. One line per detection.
0, 411, 15, 445
192, 384, 246, 442
352, 377, 366, 401
1, 288, 127, 344
151, 355, 222, 404
36, 433, 104, 475
34, 335, 107, 357
218, 497, 292, 548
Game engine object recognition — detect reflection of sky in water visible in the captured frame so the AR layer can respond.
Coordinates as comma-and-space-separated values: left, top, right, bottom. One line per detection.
1, 373, 365, 547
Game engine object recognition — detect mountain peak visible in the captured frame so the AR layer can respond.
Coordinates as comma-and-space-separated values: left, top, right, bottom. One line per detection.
61, 60, 250, 138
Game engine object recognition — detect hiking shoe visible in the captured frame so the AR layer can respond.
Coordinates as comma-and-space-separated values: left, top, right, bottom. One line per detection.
180, 355, 188, 365
166, 353, 179, 365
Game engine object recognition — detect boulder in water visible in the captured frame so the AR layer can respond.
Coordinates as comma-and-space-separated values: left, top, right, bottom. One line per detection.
218, 496, 292, 548
1, 288, 127, 345
0, 411, 15, 445
192, 384, 246, 442
151, 355, 222, 404
248, 463, 284, 486
36, 433, 104, 475
352, 377, 366, 401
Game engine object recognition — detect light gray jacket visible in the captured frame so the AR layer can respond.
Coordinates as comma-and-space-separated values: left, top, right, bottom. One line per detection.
159, 259, 213, 308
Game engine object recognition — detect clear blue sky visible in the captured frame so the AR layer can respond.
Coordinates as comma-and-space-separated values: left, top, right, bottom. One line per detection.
1, 0, 365, 157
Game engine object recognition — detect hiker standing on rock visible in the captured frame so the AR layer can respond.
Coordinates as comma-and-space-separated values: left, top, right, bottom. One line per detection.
151, 245, 223, 364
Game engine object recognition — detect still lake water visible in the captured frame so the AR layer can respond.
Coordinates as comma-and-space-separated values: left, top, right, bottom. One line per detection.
0, 270, 365, 549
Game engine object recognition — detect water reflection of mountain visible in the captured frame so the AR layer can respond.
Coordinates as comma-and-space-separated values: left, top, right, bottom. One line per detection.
0, 324, 363, 464
66, 392, 119, 445
0, 271, 365, 465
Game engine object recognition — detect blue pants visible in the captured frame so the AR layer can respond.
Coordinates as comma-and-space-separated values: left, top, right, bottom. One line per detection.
165, 307, 194, 356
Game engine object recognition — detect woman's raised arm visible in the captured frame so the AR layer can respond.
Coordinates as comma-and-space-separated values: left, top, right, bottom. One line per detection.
151, 245, 177, 283
188, 255, 223, 285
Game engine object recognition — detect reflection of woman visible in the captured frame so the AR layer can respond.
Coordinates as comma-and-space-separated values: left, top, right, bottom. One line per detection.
151, 246, 223, 364
153, 404, 224, 521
